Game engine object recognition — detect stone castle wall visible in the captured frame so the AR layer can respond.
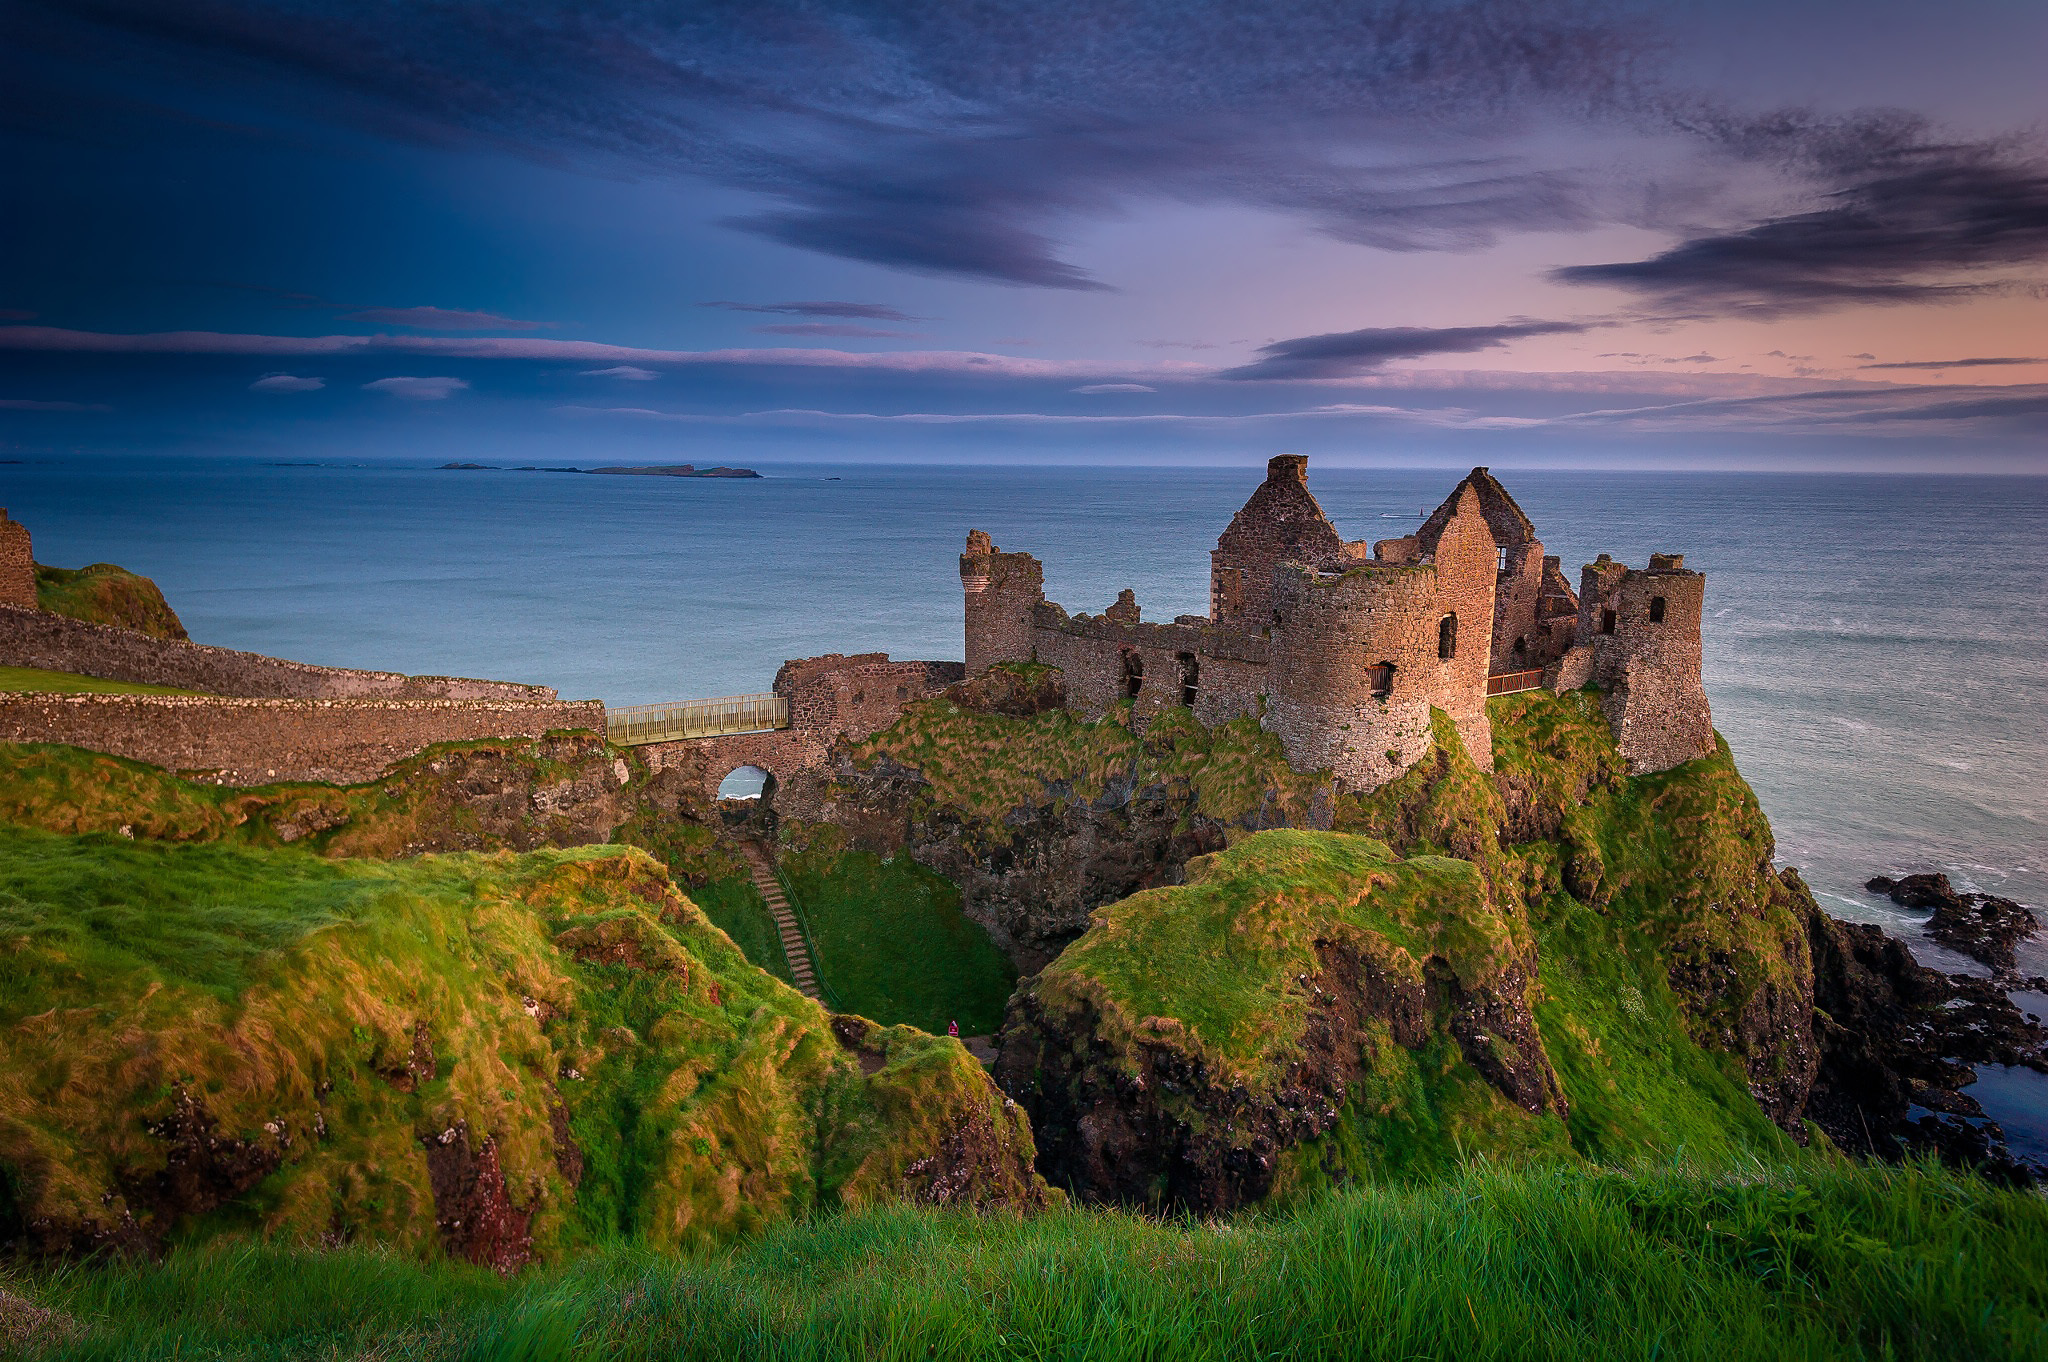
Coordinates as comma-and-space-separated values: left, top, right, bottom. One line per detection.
0, 603, 559, 701
0, 693, 605, 786
1576, 554, 1714, 773
0, 512, 34, 611
774, 652, 963, 743
1027, 605, 1268, 725
961, 537, 1043, 675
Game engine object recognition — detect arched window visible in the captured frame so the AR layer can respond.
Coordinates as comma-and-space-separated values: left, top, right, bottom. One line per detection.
717, 766, 772, 801
1438, 614, 1457, 660
1648, 596, 1667, 623
1177, 651, 1199, 708
1600, 608, 1617, 636
1512, 635, 1527, 659
1370, 661, 1395, 700
1121, 648, 1144, 699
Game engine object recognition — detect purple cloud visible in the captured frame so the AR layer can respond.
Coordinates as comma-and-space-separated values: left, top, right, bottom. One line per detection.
703, 301, 922, 321
1222, 320, 1590, 380
249, 372, 324, 392
752, 323, 913, 338
363, 375, 469, 399
580, 365, 657, 380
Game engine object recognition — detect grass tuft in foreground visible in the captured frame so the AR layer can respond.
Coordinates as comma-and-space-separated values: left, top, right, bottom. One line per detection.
5, 1159, 2045, 1361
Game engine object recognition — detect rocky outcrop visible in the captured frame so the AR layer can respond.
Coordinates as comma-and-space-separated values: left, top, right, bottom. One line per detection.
996, 831, 1562, 1211
1866, 873, 2041, 975
1803, 878, 2048, 1183
780, 698, 1330, 972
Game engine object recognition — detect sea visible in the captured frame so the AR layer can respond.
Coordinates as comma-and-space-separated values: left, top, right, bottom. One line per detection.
6, 456, 2046, 1142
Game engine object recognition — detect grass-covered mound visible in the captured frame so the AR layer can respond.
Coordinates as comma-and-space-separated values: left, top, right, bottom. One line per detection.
32, 564, 186, 640
0, 828, 1045, 1264
999, 691, 1817, 1209
5, 1161, 2044, 1361
779, 828, 1016, 1034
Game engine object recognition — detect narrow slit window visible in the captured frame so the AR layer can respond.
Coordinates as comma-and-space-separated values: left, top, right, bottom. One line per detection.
1648, 596, 1667, 623
1177, 651, 1199, 708
1600, 608, 1617, 635
1438, 614, 1457, 660
1122, 649, 1144, 699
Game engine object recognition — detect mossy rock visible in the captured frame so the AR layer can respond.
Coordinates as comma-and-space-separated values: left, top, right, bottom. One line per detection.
0, 831, 1047, 1263
34, 563, 187, 639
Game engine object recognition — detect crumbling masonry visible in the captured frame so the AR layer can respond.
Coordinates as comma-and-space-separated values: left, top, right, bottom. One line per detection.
961, 457, 1713, 790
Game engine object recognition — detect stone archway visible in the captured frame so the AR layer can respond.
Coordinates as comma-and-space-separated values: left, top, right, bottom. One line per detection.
716, 764, 776, 802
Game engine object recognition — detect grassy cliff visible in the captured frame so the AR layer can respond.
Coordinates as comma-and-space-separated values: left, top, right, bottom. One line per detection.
33, 564, 186, 640
0, 829, 1045, 1264
998, 689, 1816, 1208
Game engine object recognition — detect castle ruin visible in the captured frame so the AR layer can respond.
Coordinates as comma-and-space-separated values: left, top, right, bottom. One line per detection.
961, 456, 1713, 790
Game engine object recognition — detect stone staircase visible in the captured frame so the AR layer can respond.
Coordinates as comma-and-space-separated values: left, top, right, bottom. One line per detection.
742, 845, 822, 1000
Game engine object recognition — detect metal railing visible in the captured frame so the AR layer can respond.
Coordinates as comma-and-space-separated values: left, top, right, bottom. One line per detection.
605, 692, 789, 745
1486, 668, 1545, 697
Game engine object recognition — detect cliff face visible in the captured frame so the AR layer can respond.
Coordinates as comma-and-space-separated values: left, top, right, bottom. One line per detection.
0, 835, 1045, 1263
782, 677, 1331, 971
991, 689, 1823, 1208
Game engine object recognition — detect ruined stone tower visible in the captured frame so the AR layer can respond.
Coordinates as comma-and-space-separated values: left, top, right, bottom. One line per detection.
957, 459, 1713, 792
0, 510, 35, 611
1558, 552, 1714, 773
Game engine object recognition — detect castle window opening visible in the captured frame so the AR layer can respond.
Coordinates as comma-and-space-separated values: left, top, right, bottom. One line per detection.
895, 685, 908, 700
1177, 651, 1199, 708
1512, 635, 1527, 659
717, 766, 772, 801
1649, 596, 1667, 624
1601, 608, 1617, 635
1121, 649, 1144, 699
852, 690, 865, 704
1497, 545, 1510, 572
1438, 614, 1457, 660
1370, 661, 1395, 700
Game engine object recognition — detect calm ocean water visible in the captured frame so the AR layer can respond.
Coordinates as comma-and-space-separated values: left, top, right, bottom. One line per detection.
6, 457, 2046, 1138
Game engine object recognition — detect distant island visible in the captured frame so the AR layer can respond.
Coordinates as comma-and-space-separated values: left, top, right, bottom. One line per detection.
439, 462, 760, 478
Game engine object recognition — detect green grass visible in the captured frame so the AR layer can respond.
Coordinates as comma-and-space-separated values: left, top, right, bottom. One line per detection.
0, 667, 203, 697
7, 1160, 2046, 1361
688, 875, 794, 986
781, 843, 1016, 1035
0, 828, 1042, 1257
33, 562, 186, 640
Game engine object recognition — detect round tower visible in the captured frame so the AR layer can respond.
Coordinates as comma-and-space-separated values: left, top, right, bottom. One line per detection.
1264, 562, 1442, 792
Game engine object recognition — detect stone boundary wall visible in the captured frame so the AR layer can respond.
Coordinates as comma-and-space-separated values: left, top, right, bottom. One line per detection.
0, 513, 33, 611
0, 603, 558, 701
0, 693, 605, 786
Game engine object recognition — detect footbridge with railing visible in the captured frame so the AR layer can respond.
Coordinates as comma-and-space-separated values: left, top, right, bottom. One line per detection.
605, 692, 790, 746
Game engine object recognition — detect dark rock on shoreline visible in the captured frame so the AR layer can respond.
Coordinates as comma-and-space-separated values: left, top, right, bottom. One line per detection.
1803, 876, 2048, 1184
1865, 872, 2040, 973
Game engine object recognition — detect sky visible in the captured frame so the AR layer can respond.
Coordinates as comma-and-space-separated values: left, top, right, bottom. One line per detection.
2, 0, 2045, 471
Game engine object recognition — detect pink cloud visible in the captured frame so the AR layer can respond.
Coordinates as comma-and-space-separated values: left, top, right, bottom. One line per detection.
364, 375, 469, 400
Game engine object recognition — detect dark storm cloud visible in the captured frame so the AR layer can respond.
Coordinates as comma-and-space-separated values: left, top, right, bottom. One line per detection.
1221, 321, 1589, 381
15, 0, 1652, 287
1554, 143, 2048, 314
701, 301, 923, 321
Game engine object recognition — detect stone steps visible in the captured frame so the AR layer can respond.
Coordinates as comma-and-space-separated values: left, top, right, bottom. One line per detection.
742, 845, 823, 1000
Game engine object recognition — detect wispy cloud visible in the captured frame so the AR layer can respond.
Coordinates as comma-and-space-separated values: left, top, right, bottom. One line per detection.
703, 301, 923, 321
1859, 356, 2043, 370
249, 372, 323, 392
1222, 321, 1590, 380
579, 365, 657, 380
0, 326, 1199, 380
363, 375, 469, 400
0, 398, 108, 411
342, 306, 549, 330
1073, 383, 1155, 393
752, 323, 913, 338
